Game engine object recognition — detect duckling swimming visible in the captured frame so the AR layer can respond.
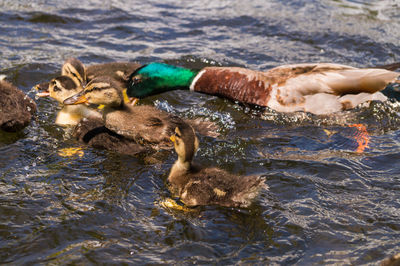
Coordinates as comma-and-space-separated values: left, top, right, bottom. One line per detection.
36, 75, 101, 126
0, 76, 36, 132
36, 75, 150, 155
168, 125, 267, 207
126, 62, 400, 115
61, 57, 141, 88
63, 76, 218, 150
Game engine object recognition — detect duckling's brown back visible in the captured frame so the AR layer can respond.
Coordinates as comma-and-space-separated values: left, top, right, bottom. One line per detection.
180, 167, 266, 208
87, 62, 141, 84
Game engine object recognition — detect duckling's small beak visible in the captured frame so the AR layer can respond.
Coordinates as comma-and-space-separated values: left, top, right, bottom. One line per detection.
170, 135, 176, 143
35, 82, 50, 97
63, 91, 88, 105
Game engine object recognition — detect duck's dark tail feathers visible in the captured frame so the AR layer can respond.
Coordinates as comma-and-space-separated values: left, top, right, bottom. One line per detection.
374, 62, 400, 71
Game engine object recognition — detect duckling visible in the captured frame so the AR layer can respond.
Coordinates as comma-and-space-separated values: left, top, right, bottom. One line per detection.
126, 62, 400, 115
61, 57, 141, 88
61, 57, 87, 86
63, 76, 218, 149
168, 125, 267, 207
36, 75, 101, 126
0, 75, 36, 132
36, 75, 151, 155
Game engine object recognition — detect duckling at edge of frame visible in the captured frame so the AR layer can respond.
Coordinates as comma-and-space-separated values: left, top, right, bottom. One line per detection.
0, 75, 37, 132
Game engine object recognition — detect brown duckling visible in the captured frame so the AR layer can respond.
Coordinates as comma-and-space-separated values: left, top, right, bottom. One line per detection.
168, 125, 267, 207
36, 75, 102, 126
63, 76, 218, 150
0, 76, 36, 132
36, 75, 150, 155
61, 57, 141, 87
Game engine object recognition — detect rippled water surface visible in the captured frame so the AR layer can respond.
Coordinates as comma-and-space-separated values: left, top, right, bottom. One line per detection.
1, 0, 400, 264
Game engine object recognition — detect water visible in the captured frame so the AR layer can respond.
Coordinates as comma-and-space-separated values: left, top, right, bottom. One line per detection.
1, 0, 400, 264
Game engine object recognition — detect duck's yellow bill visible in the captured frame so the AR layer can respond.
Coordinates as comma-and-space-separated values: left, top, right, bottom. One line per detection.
122, 89, 139, 106
122, 89, 130, 103
170, 135, 176, 143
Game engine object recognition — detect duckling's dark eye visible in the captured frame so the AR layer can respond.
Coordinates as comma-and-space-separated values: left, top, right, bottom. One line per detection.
53, 85, 61, 92
175, 132, 181, 138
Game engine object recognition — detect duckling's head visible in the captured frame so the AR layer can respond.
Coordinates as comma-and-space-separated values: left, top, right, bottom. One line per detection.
170, 125, 199, 163
61, 58, 87, 86
36, 76, 82, 103
63, 76, 123, 107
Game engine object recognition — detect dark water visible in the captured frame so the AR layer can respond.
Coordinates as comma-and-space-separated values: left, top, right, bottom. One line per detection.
1, 0, 400, 264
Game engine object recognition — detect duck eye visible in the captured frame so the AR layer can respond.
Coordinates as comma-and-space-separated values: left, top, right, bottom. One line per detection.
53, 85, 61, 92
131, 76, 142, 85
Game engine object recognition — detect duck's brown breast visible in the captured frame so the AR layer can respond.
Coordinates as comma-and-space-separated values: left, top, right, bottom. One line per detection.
191, 67, 272, 106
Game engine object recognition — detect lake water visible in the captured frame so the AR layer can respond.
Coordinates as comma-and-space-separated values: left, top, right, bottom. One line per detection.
1, 0, 400, 264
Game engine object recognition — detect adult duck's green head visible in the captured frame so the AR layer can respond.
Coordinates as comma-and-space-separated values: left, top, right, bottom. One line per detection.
127, 63, 199, 98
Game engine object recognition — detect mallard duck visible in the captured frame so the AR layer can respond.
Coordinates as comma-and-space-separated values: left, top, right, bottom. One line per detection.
61, 57, 141, 87
0, 75, 36, 132
36, 75, 102, 126
168, 125, 267, 207
126, 62, 400, 115
63, 76, 218, 149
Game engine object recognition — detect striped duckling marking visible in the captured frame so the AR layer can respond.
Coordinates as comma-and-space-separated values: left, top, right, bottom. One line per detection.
61, 57, 141, 87
127, 62, 400, 115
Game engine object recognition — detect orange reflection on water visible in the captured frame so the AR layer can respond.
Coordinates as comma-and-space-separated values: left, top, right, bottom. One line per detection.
348, 124, 370, 153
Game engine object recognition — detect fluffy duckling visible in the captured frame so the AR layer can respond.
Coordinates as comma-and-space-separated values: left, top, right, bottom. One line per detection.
0, 76, 36, 132
168, 125, 267, 207
126, 62, 400, 115
36, 75, 101, 126
63, 76, 218, 149
61, 57, 141, 88
36, 75, 150, 155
